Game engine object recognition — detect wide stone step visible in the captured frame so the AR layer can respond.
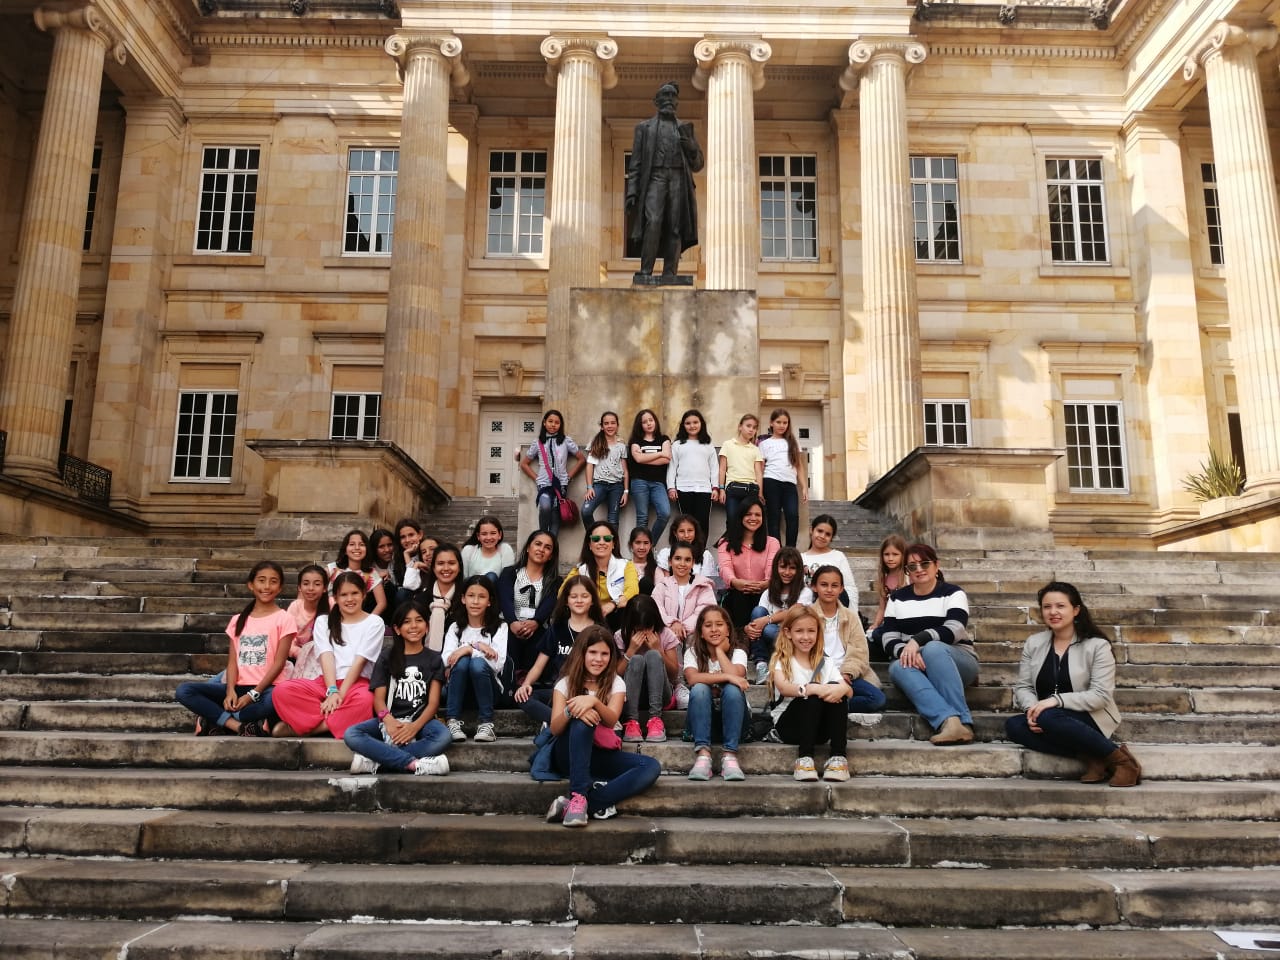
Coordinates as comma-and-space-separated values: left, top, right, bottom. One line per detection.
2, 857, 1277, 927
1, 768, 1277, 820
0, 919, 1267, 960
5, 612, 190, 631
1, 651, 224, 675
7, 630, 213, 653
2, 805, 1276, 871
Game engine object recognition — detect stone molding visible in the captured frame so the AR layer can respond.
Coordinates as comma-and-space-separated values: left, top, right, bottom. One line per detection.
925, 41, 1114, 60
840, 37, 928, 94
692, 37, 772, 92
540, 35, 618, 90
383, 32, 470, 88
1182, 21, 1278, 82
193, 31, 386, 48
35, 2, 127, 66
119, 96, 186, 138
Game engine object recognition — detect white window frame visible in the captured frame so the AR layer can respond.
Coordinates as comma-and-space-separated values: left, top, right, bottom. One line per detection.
486, 149, 547, 257
343, 147, 398, 256
194, 146, 260, 254
1063, 401, 1128, 493
759, 154, 818, 262
923, 399, 971, 447
330, 392, 381, 441
1201, 161, 1224, 267
1045, 157, 1108, 264
172, 390, 238, 482
910, 155, 961, 263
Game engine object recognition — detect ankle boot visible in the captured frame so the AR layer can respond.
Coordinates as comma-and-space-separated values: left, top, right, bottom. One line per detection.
1107, 744, 1142, 788
1078, 753, 1111, 784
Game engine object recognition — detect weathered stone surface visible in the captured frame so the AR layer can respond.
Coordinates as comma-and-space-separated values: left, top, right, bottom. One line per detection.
0, 919, 165, 960
130, 920, 316, 960
901, 817, 1151, 869
140, 810, 412, 862
23, 702, 193, 732
896, 927, 1224, 960
654, 815, 906, 866
400, 811, 653, 864
25, 808, 161, 856
1112, 867, 1280, 925
697, 924, 910, 959
293, 922, 575, 959
1142, 819, 1280, 868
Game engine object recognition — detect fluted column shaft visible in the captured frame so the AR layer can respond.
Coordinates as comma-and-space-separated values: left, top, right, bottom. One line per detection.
693, 39, 770, 291
844, 39, 927, 480
1185, 23, 1280, 489
382, 34, 467, 469
0, 4, 121, 481
542, 36, 617, 407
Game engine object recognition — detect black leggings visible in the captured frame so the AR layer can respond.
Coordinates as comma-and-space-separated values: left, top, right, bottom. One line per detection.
774, 695, 848, 758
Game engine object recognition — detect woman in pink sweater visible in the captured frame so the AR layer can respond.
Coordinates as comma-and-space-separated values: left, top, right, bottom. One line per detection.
716, 497, 780, 630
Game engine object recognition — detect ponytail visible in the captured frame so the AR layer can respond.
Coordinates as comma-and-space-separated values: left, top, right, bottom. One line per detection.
327, 571, 368, 646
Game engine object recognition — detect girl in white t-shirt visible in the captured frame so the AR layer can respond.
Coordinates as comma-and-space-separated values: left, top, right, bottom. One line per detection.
582, 410, 629, 528
545, 625, 662, 828
325, 529, 388, 618
442, 575, 510, 744
683, 606, 750, 782
271, 571, 385, 739
767, 606, 852, 782
757, 408, 808, 548
745, 546, 815, 684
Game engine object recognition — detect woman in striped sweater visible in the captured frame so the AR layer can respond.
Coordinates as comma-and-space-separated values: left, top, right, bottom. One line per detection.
880, 543, 979, 745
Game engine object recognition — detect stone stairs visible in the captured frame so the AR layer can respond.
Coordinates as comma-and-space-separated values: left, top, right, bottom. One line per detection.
0, 537, 1278, 958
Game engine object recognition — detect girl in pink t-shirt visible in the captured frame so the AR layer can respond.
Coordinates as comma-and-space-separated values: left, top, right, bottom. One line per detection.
177, 561, 296, 737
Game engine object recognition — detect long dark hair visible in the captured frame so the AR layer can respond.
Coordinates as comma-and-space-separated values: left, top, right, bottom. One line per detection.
551, 574, 605, 625
336, 529, 373, 574
627, 408, 664, 447
579, 520, 623, 568
689, 605, 745, 673
628, 526, 658, 582
667, 513, 707, 560
296, 563, 331, 619
766, 408, 802, 470
387, 598, 431, 681
369, 528, 395, 572
589, 410, 621, 460
619, 594, 665, 643
1038, 581, 1111, 645
233, 560, 285, 639
559, 625, 620, 698
766, 547, 805, 608
391, 518, 423, 585
673, 408, 712, 444
515, 529, 560, 583
428, 542, 463, 595
464, 515, 506, 549
448, 574, 501, 638
721, 496, 768, 555
327, 571, 369, 646
538, 409, 567, 444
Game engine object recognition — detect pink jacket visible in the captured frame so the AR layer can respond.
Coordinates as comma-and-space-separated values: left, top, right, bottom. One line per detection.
717, 536, 781, 587
651, 575, 718, 634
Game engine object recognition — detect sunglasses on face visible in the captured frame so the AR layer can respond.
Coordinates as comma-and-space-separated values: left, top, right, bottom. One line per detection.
590, 535, 614, 543
905, 561, 934, 573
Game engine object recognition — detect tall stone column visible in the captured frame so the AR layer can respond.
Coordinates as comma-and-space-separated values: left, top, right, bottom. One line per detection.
841, 37, 927, 482
381, 33, 468, 471
0, 3, 124, 482
1184, 22, 1280, 491
541, 35, 617, 410
693, 38, 771, 291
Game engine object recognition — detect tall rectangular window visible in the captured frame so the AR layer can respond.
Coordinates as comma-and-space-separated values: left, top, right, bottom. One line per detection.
1064, 401, 1126, 491
923, 400, 970, 447
910, 155, 960, 262
1201, 162, 1224, 267
1046, 157, 1108, 263
331, 393, 381, 441
83, 144, 102, 252
487, 150, 546, 256
172, 391, 238, 481
195, 146, 260, 253
759, 155, 817, 261
344, 148, 398, 255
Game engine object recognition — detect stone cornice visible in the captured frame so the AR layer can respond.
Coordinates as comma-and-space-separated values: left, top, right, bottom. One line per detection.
35, 2, 128, 66
540, 35, 618, 90
1182, 20, 1278, 82
192, 31, 388, 48
384, 32, 470, 87
926, 41, 1115, 60
1114, 0, 1170, 59
692, 37, 773, 92
840, 36, 928, 93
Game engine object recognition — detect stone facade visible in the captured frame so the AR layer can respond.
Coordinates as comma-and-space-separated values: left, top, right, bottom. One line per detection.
0, 0, 1277, 548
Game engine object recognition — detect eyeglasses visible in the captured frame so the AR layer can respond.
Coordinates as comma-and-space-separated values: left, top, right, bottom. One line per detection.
590, 535, 614, 543
905, 561, 934, 573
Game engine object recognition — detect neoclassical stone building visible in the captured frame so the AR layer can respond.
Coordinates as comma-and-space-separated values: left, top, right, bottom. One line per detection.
0, 0, 1278, 550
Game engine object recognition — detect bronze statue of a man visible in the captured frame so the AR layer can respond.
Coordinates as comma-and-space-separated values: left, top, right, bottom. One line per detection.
625, 82, 704, 285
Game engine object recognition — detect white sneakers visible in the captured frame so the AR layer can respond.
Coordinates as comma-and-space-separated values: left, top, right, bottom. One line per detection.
413, 755, 449, 776
349, 754, 379, 775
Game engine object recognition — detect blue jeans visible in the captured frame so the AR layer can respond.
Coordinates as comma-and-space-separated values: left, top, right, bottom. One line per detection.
748, 605, 781, 665
583, 480, 625, 528
1005, 707, 1117, 759
630, 478, 670, 541
551, 718, 662, 813
342, 716, 452, 771
849, 677, 887, 714
763, 477, 801, 547
536, 486, 562, 537
518, 687, 554, 727
686, 682, 746, 752
888, 641, 979, 730
176, 681, 277, 728
446, 657, 500, 722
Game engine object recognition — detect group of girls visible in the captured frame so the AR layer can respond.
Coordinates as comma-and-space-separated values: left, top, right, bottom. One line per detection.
522, 407, 811, 548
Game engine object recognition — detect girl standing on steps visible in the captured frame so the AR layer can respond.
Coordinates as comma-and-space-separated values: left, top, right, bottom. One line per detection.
666, 409, 720, 535
629, 408, 673, 541
177, 561, 296, 737
271, 571, 384, 740
1005, 581, 1140, 787
515, 574, 605, 727
520, 409, 586, 538
684, 605, 750, 782
545, 625, 662, 828
582, 410, 629, 528
325, 529, 388, 618
767, 606, 853, 782
344, 599, 451, 777
757, 408, 808, 548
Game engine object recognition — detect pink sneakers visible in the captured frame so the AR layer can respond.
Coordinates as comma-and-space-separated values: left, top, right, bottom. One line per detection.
622, 720, 643, 742
645, 716, 667, 742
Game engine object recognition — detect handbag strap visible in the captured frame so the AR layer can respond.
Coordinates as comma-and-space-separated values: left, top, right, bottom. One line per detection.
536, 440, 563, 494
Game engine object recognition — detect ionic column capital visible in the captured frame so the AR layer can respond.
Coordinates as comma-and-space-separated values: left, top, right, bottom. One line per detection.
839, 36, 927, 93
1182, 20, 1277, 81
384, 32, 469, 88
35, 2, 126, 66
692, 37, 772, 92
540, 35, 618, 90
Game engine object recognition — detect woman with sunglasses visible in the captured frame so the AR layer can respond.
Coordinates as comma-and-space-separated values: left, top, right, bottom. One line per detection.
572, 520, 639, 631
880, 543, 978, 745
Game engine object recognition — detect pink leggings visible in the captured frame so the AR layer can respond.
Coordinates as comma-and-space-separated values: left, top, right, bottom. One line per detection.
272, 676, 374, 739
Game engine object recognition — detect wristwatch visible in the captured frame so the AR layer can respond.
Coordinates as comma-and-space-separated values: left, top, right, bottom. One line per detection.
247, 689, 261, 703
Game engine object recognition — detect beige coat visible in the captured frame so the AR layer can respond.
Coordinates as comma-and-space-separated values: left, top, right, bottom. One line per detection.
1012, 631, 1120, 738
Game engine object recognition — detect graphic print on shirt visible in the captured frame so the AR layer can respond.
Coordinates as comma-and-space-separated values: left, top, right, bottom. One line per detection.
396, 666, 428, 712
238, 633, 268, 668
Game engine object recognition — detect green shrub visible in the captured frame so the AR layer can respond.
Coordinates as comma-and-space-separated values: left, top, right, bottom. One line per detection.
1182, 447, 1245, 502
